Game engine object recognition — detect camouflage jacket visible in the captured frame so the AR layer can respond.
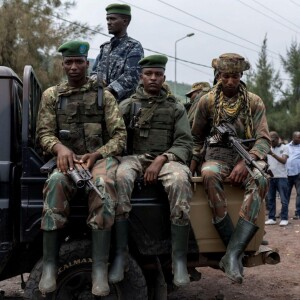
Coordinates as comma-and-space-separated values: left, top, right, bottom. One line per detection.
120, 85, 193, 164
36, 78, 127, 157
187, 89, 209, 128
192, 88, 271, 162
91, 34, 144, 102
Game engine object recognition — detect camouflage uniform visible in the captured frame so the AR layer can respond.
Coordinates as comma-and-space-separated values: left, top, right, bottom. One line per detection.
192, 85, 270, 223
184, 82, 210, 127
187, 88, 209, 127
194, 53, 272, 284
91, 35, 144, 102
116, 85, 193, 225
36, 78, 127, 230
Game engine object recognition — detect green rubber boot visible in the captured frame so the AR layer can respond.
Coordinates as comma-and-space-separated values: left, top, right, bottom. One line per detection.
39, 230, 59, 294
219, 217, 258, 284
91, 229, 111, 296
214, 213, 244, 275
171, 224, 190, 287
108, 220, 129, 283
214, 213, 235, 246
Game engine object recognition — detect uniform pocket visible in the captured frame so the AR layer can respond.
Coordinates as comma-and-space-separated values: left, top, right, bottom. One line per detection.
84, 123, 103, 152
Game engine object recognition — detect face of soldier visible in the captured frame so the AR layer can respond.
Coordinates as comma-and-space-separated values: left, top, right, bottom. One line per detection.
106, 14, 128, 37
141, 68, 165, 96
220, 72, 241, 97
190, 91, 200, 102
62, 57, 89, 87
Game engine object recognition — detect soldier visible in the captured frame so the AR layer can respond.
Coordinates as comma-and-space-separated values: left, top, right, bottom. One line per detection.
91, 3, 144, 102
109, 55, 193, 287
185, 82, 211, 127
190, 53, 270, 284
36, 41, 127, 296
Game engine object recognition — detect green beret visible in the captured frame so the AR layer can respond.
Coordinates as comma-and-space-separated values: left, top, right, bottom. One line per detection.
58, 41, 89, 57
139, 55, 168, 69
185, 82, 211, 97
106, 3, 131, 16
211, 53, 250, 73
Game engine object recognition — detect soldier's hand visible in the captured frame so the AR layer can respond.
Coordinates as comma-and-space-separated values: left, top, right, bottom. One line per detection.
53, 143, 76, 174
189, 160, 198, 176
228, 160, 248, 184
144, 155, 167, 185
90, 74, 97, 81
78, 152, 102, 169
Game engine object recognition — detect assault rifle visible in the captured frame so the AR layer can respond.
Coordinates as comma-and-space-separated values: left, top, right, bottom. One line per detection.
129, 102, 142, 130
214, 122, 269, 179
40, 159, 105, 199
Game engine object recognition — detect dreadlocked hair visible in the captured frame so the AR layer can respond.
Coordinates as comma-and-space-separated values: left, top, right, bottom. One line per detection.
213, 81, 253, 139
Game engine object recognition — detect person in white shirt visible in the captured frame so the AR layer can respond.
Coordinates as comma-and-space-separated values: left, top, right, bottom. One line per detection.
286, 131, 300, 219
265, 131, 289, 226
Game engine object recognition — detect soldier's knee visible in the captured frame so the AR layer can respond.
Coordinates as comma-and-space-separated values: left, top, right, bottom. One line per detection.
174, 172, 188, 186
202, 167, 218, 181
49, 171, 68, 184
256, 174, 268, 189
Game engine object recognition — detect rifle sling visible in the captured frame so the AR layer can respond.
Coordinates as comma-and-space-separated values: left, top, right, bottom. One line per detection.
136, 102, 159, 128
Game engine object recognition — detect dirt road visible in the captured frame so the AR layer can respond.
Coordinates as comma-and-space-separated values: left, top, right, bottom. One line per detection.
1, 191, 299, 300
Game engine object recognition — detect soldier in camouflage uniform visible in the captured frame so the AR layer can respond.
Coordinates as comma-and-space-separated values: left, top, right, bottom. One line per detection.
185, 82, 211, 127
107, 55, 193, 287
190, 53, 270, 284
91, 3, 144, 102
36, 41, 126, 297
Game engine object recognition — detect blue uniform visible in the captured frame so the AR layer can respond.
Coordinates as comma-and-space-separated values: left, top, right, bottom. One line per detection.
91, 34, 144, 102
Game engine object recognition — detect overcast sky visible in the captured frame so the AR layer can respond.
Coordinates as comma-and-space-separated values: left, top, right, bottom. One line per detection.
69, 0, 300, 86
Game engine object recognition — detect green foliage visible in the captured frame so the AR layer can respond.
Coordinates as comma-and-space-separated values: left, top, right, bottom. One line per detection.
280, 40, 300, 115
0, 0, 101, 89
245, 35, 297, 140
245, 35, 281, 112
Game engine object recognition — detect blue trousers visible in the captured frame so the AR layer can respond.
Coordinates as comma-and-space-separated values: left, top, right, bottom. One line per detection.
287, 174, 300, 216
267, 178, 289, 221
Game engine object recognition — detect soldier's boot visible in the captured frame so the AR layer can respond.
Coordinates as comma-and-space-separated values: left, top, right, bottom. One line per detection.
214, 213, 244, 276
108, 220, 129, 283
171, 224, 190, 287
39, 230, 59, 294
219, 217, 258, 284
92, 229, 111, 296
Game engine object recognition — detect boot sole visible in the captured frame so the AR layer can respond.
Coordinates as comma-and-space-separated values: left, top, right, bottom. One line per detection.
108, 264, 129, 283
92, 288, 110, 297
38, 283, 57, 295
173, 278, 190, 287
219, 261, 243, 284
39, 276, 57, 294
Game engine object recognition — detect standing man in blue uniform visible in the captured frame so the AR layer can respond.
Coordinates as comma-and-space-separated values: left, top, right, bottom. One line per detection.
91, 3, 144, 102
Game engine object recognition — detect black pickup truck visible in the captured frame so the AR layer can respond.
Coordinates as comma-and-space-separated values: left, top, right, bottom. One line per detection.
0, 65, 280, 300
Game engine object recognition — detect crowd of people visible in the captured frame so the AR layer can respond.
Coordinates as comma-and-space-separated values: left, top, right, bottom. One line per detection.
265, 131, 300, 226
34, 2, 299, 297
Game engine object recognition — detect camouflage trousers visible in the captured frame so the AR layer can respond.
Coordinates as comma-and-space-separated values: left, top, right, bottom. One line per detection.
115, 154, 192, 225
201, 160, 268, 224
41, 156, 120, 231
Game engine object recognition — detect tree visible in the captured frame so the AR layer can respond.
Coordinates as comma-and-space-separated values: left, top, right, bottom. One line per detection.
0, 0, 101, 88
280, 40, 300, 116
246, 35, 281, 112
